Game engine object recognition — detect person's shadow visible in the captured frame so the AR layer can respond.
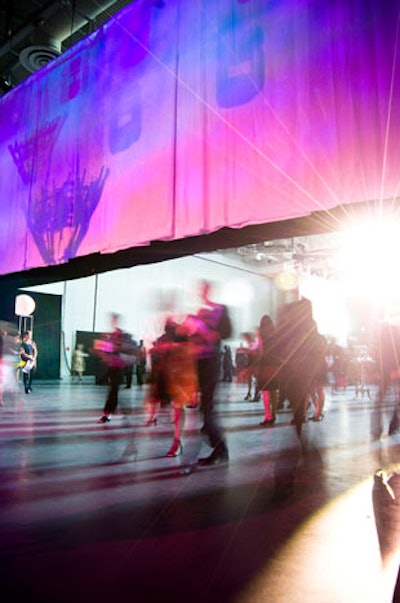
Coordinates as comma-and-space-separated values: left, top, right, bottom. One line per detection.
270, 423, 324, 506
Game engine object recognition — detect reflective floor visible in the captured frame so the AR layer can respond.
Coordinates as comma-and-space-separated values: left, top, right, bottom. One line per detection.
1, 379, 399, 603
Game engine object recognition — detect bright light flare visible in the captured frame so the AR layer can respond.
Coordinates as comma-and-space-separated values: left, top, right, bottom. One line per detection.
237, 479, 386, 603
338, 219, 400, 303
300, 274, 348, 345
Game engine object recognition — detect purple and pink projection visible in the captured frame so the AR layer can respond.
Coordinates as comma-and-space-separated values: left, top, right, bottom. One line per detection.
0, 0, 399, 275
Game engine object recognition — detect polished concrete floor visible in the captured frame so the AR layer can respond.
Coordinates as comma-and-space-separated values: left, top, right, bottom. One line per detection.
1, 377, 400, 603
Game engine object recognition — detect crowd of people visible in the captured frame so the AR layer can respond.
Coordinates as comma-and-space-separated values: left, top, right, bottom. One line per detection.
2, 284, 400, 465
219, 301, 329, 432
88, 292, 343, 466
93, 290, 400, 451
92, 280, 232, 465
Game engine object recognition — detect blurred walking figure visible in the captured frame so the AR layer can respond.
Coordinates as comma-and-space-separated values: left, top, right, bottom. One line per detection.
235, 341, 250, 384
0, 322, 20, 404
242, 331, 259, 400
20, 330, 38, 394
222, 344, 234, 382
353, 350, 373, 401
124, 336, 138, 388
278, 300, 326, 436
143, 317, 198, 456
94, 313, 136, 423
71, 343, 88, 382
373, 321, 400, 438
187, 280, 232, 466
331, 342, 347, 393
307, 326, 328, 421
257, 314, 280, 426
136, 339, 147, 386
144, 319, 177, 426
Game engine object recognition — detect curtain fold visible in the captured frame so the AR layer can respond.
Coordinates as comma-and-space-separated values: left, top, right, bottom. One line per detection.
0, 0, 399, 276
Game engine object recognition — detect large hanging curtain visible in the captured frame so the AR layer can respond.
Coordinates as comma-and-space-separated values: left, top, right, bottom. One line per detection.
0, 0, 399, 275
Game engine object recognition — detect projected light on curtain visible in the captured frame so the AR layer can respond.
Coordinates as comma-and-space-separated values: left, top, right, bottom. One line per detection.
0, 0, 399, 276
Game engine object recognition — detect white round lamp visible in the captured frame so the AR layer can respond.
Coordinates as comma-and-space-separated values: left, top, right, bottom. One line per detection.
15, 294, 36, 317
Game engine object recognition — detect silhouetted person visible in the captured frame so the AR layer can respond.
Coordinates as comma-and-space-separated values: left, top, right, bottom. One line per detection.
222, 344, 234, 382
95, 313, 136, 423
124, 336, 138, 388
257, 314, 280, 426
144, 319, 177, 426
187, 280, 232, 466
241, 331, 259, 400
136, 339, 147, 386
372, 321, 400, 438
277, 299, 325, 436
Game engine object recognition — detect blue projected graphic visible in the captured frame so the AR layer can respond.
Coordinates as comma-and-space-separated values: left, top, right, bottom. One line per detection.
0, 0, 399, 276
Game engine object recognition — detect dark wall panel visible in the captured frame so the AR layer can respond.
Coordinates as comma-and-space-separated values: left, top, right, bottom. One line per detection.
75, 330, 108, 383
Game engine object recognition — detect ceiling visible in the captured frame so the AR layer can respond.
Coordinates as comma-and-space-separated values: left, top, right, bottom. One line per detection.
215, 232, 342, 280
0, 0, 134, 96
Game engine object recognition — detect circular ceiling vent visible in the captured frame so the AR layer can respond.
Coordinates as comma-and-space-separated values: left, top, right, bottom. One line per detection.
19, 44, 61, 74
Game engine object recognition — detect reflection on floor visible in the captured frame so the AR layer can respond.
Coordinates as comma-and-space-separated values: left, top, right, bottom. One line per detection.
1, 379, 399, 603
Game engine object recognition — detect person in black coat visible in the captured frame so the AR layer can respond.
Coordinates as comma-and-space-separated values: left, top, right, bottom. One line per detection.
257, 314, 280, 426
95, 313, 136, 423
187, 280, 232, 466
